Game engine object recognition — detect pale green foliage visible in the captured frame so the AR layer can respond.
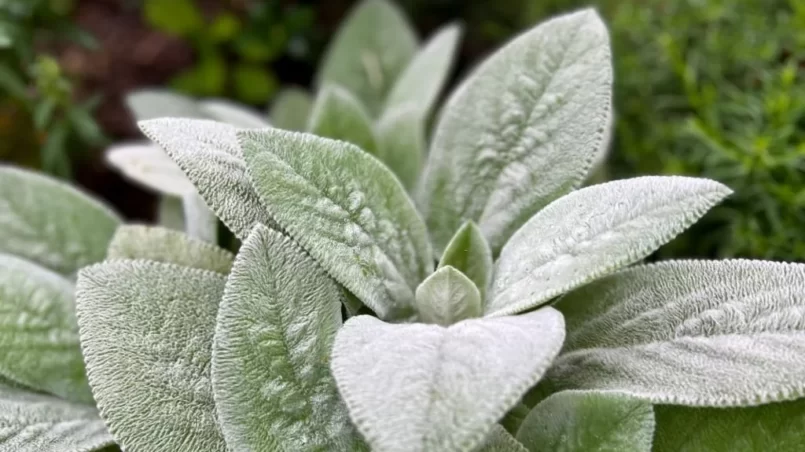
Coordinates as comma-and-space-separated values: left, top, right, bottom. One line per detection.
544, 260, 805, 406
270, 88, 314, 132
375, 105, 426, 190
330, 308, 565, 452
106, 225, 234, 274
439, 221, 493, 302
487, 176, 732, 316
0, 165, 121, 276
197, 99, 271, 129
0, 254, 92, 403
75, 260, 227, 452
212, 224, 365, 451
415, 266, 482, 325
127, 89, 269, 128
476, 425, 528, 452
180, 191, 218, 242
308, 84, 378, 155
239, 127, 433, 320
0, 385, 114, 452
105, 142, 195, 197
516, 391, 654, 452
417, 9, 613, 254
316, 0, 418, 116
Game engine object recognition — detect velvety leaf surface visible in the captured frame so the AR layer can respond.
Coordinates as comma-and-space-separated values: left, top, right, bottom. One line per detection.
0, 165, 121, 275
476, 425, 528, 452
415, 266, 482, 326
75, 260, 227, 452
546, 260, 805, 406
105, 142, 195, 197
316, 0, 418, 116
375, 105, 426, 190
212, 224, 365, 451
330, 308, 565, 452
239, 128, 433, 320
382, 23, 462, 119
653, 399, 805, 452
198, 99, 270, 128
307, 84, 377, 154
418, 9, 612, 254
439, 221, 493, 302
487, 176, 731, 316
270, 88, 314, 132
0, 385, 114, 452
138, 118, 279, 239
516, 390, 654, 452
0, 254, 92, 403
126, 89, 203, 121
106, 225, 233, 274
180, 191, 218, 243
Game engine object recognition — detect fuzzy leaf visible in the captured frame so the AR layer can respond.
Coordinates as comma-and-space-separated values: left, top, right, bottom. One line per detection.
307, 84, 378, 154
415, 266, 482, 325
418, 9, 613, 254
383, 23, 462, 119
239, 128, 433, 320
126, 89, 203, 120
181, 191, 218, 243
545, 260, 805, 406
375, 105, 426, 190
476, 425, 528, 452
487, 176, 731, 316
198, 99, 270, 128
316, 0, 418, 116
330, 308, 565, 452
106, 225, 233, 274
0, 166, 121, 275
212, 224, 365, 451
270, 88, 314, 132
0, 254, 92, 403
105, 142, 195, 196
516, 390, 654, 452
653, 400, 805, 451
439, 221, 493, 302
138, 118, 279, 239
0, 385, 114, 452
75, 260, 227, 452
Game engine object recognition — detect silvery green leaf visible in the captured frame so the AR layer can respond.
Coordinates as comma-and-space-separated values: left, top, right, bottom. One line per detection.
476, 425, 528, 452
138, 118, 279, 239
198, 99, 270, 128
415, 266, 482, 326
75, 260, 227, 452
487, 176, 731, 317
0, 385, 114, 452
157, 196, 185, 231
515, 390, 654, 452
375, 105, 426, 190
181, 191, 218, 243
439, 221, 493, 302
0, 254, 92, 403
212, 224, 366, 451
104, 141, 195, 197
239, 128, 433, 320
418, 9, 613, 254
499, 403, 530, 436
0, 165, 121, 276
270, 88, 314, 132
330, 307, 566, 452
126, 89, 203, 120
106, 225, 233, 274
307, 84, 378, 154
653, 400, 805, 452
383, 23, 462, 120
546, 260, 805, 406
316, 0, 418, 116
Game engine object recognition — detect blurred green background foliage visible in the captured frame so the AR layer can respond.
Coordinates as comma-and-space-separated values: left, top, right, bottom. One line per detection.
1, 0, 804, 263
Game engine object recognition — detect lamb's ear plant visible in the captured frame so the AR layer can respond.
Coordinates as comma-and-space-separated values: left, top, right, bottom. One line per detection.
0, 165, 120, 451
72, 6, 805, 452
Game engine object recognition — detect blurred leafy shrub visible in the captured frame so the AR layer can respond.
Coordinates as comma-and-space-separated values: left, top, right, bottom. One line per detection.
0, 0, 106, 178
143, 0, 315, 105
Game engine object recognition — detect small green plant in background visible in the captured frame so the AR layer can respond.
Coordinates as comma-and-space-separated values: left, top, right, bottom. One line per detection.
143, 0, 315, 105
0, 0, 106, 178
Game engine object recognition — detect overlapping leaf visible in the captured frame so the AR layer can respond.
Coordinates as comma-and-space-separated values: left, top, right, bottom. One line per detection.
330, 308, 565, 452
212, 224, 365, 451
476, 425, 528, 452
126, 89, 203, 121
75, 260, 227, 452
307, 84, 378, 154
439, 221, 493, 302
270, 88, 314, 132
414, 266, 482, 326
375, 105, 426, 190
105, 142, 195, 197
197, 99, 270, 128
0, 166, 121, 275
487, 176, 731, 316
239, 128, 433, 320
418, 9, 613, 254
